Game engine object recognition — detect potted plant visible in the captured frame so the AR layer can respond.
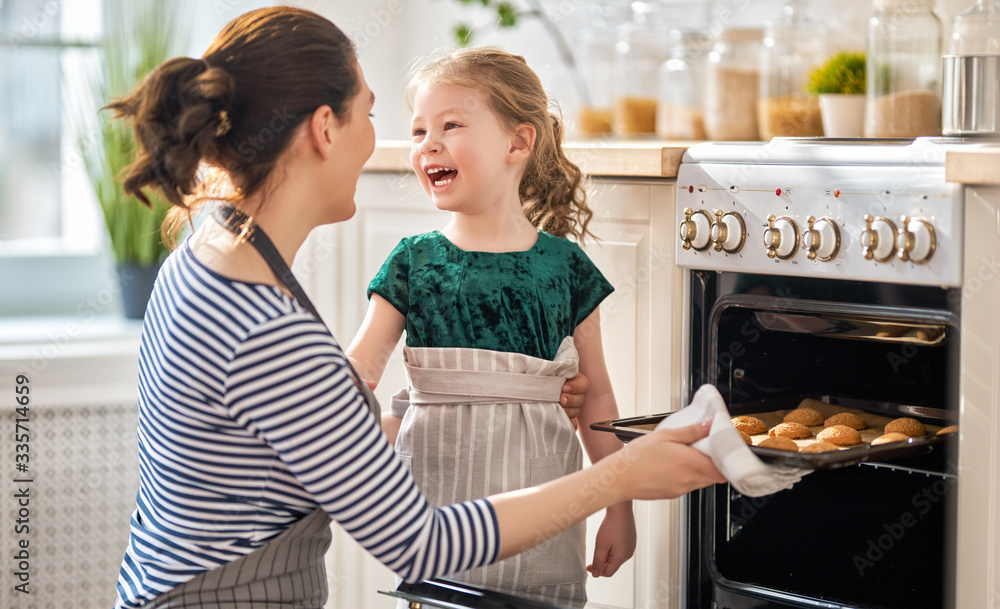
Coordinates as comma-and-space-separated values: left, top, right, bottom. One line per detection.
79, 2, 179, 319
805, 50, 866, 138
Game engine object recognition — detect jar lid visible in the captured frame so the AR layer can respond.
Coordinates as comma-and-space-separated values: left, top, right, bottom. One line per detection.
874, 0, 935, 9
716, 27, 764, 43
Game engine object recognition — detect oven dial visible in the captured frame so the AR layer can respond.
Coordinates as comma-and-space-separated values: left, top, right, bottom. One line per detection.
763, 215, 799, 259
861, 215, 898, 262
711, 210, 747, 253
802, 216, 841, 262
897, 217, 936, 264
679, 208, 714, 251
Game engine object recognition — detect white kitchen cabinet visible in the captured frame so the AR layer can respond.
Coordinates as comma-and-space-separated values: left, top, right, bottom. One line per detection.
295, 171, 683, 609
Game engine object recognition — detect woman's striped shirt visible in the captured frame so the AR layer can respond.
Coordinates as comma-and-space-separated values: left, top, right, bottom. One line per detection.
114, 240, 499, 608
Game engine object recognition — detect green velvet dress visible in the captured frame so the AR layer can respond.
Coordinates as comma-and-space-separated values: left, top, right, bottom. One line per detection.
367, 230, 614, 359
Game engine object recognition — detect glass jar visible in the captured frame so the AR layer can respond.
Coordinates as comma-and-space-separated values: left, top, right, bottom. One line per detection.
571, 2, 627, 138
864, 0, 943, 138
758, 0, 828, 139
656, 29, 710, 140
704, 27, 763, 141
613, 1, 670, 137
949, 0, 1000, 54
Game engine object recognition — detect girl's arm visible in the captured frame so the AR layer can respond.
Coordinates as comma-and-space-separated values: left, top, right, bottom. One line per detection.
573, 307, 637, 577
346, 293, 406, 386
574, 307, 625, 466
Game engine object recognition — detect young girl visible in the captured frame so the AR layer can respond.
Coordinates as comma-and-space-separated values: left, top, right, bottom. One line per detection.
347, 47, 635, 606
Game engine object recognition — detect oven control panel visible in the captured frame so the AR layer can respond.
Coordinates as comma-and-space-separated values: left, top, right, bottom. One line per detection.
675, 160, 964, 287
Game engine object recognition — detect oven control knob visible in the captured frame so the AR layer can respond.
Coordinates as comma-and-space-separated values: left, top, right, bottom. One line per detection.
897, 217, 936, 264
679, 208, 714, 251
802, 216, 841, 262
763, 215, 799, 259
711, 210, 747, 253
861, 215, 898, 262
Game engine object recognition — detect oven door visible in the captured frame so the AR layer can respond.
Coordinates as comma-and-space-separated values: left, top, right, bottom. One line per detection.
683, 271, 959, 609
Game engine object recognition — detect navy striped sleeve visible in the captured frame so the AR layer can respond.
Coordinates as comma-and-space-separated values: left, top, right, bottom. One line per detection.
114, 241, 500, 608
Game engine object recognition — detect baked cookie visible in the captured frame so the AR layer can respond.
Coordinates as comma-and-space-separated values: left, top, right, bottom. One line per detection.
817, 424, 863, 446
871, 432, 911, 445
884, 417, 926, 437
769, 422, 812, 439
732, 415, 767, 436
758, 436, 799, 452
824, 412, 867, 430
739, 430, 753, 445
800, 441, 840, 453
936, 425, 959, 436
783, 407, 824, 426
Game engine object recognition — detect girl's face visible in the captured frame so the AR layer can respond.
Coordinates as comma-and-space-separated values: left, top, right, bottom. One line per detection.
409, 82, 522, 214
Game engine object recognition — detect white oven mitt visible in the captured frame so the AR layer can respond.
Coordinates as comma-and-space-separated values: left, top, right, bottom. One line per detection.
655, 384, 812, 497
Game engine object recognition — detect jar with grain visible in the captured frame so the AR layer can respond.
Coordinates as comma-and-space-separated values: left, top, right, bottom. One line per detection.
571, 2, 627, 138
865, 0, 943, 138
758, 0, 827, 139
613, 1, 670, 137
704, 27, 764, 141
656, 28, 710, 140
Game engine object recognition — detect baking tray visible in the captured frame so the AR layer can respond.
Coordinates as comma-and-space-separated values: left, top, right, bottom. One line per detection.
591, 397, 957, 471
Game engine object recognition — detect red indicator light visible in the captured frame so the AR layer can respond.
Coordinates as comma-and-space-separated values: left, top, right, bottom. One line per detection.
776, 188, 782, 196
689, 185, 694, 193
834, 189, 841, 197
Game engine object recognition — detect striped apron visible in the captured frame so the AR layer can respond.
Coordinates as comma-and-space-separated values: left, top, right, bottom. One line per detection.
142, 507, 332, 609
395, 336, 587, 607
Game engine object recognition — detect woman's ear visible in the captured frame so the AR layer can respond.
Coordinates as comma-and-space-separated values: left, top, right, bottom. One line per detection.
508, 123, 536, 164
308, 105, 337, 159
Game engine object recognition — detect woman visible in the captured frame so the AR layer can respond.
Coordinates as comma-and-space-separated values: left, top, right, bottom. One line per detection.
108, 7, 724, 609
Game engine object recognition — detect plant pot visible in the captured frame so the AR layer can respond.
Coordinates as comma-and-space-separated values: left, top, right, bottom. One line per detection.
818, 94, 866, 138
116, 262, 162, 320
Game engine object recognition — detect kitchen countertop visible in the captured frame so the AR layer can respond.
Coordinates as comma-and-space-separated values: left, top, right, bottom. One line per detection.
945, 147, 1000, 185
366, 139, 1000, 184
365, 139, 692, 178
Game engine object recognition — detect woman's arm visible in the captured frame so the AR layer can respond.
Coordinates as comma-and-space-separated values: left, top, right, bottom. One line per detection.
491, 421, 723, 560
346, 293, 406, 385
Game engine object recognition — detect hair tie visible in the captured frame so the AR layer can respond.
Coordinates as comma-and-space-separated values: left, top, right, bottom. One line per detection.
215, 110, 232, 137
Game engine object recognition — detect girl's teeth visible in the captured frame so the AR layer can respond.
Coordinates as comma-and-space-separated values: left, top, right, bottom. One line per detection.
434, 178, 453, 186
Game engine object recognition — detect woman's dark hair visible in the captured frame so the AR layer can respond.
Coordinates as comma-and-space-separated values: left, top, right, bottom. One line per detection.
106, 7, 358, 245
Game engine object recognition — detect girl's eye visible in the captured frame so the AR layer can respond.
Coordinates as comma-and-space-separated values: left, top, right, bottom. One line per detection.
444, 122, 460, 130
369, 113, 375, 118
411, 128, 426, 137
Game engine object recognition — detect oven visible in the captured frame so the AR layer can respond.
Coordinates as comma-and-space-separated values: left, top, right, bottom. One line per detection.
585, 137, 998, 608
673, 138, 970, 609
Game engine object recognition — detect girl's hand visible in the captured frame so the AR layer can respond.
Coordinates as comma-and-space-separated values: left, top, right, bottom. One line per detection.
559, 372, 590, 424
381, 413, 402, 446
587, 502, 636, 578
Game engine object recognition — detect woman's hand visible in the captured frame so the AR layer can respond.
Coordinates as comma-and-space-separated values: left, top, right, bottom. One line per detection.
559, 372, 590, 424
612, 422, 726, 501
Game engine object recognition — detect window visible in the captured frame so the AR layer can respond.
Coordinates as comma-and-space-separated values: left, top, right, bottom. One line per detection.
0, 0, 275, 317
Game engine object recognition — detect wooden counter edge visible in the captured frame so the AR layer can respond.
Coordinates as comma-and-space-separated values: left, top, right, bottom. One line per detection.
364, 140, 691, 178
945, 149, 1000, 185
